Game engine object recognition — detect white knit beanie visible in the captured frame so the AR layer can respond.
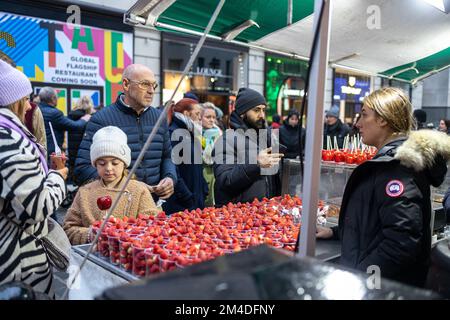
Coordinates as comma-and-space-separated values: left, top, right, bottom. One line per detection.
0, 60, 33, 106
90, 126, 131, 167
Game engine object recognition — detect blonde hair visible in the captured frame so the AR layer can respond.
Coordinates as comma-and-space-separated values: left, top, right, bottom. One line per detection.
363, 87, 413, 134
74, 96, 93, 114
6, 97, 29, 123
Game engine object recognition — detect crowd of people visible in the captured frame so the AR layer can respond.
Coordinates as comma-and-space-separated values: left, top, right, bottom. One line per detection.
1, 59, 450, 298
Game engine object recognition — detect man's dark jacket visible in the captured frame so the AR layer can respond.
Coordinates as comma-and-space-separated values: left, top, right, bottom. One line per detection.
74, 95, 177, 189
323, 119, 350, 149
213, 112, 281, 207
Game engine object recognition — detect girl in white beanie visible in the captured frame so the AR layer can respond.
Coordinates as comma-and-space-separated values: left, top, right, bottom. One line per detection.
63, 126, 159, 245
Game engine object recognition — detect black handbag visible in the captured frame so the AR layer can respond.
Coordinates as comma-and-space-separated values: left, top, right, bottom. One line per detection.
4, 214, 70, 272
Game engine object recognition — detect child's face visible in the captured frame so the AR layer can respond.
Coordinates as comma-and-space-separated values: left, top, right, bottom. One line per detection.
95, 157, 125, 184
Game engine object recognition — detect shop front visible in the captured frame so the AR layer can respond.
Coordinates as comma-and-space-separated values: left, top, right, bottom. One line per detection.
161, 33, 248, 115
265, 54, 308, 120
332, 69, 371, 125
0, 7, 133, 115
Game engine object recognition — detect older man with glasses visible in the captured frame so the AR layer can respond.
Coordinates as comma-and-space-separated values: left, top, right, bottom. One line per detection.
74, 64, 177, 202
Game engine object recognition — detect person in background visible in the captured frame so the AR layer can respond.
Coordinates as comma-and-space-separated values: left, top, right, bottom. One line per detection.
0, 60, 67, 297
413, 109, 427, 130
63, 126, 158, 245
444, 187, 450, 223
280, 109, 305, 159
31, 94, 40, 104
271, 113, 281, 129
38, 87, 90, 160
323, 105, 350, 149
214, 105, 226, 131
317, 87, 450, 287
68, 96, 94, 184
93, 103, 104, 113
213, 88, 283, 206
24, 99, 47, 156
349, 112, 361, 137
438, 118, 450, 135
163, 98, 208, 214
201, 102, 223, 206
183, 91, 200, 102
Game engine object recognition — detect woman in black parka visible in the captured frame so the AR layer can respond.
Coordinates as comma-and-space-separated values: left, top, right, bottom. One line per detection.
317, 87, 450, 287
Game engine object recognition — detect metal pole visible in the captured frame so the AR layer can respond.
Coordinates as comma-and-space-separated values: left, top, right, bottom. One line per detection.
287, 0, 293, 25
297, 0, 332, 257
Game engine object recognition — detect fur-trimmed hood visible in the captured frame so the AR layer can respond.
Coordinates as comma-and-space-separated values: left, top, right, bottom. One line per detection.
395, 130, 450, 187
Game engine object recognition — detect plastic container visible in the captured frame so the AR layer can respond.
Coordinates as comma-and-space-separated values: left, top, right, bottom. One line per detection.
132, 244, 147, 277
144, 249, 160, 276
119, 237, 137, 272
97, 231, 110, 259
108, 235, 120, 265
159, 257, 176, 272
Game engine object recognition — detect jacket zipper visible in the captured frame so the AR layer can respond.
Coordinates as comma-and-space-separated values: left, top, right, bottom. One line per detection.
136, 116, 147, 180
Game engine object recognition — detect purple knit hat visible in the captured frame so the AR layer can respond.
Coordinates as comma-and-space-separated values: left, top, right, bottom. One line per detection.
0, 59, 32, 106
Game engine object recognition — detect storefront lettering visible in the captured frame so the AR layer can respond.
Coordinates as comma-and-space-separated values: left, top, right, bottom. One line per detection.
195, 67, 223, 77
72, 27, 94, 51
39, 21, 63, 67
341, 86, 362, 95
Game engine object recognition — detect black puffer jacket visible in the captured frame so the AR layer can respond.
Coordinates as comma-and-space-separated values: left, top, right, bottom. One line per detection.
213, 112, 281, 207
323, 119, 350, 149
332, 130, 450, 287
68, 109, 87, 174
279, 110, 305, 159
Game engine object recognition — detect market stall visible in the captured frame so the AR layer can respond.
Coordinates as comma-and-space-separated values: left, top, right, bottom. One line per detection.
63, 0, 450, 299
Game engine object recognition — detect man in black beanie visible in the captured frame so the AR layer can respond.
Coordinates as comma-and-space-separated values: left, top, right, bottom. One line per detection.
212, 88, 283, 207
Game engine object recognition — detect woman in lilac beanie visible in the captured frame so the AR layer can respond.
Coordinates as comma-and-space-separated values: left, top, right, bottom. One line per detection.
0, 60, 68, 298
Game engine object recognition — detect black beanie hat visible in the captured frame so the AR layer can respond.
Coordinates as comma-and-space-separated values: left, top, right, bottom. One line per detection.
235, 88, 266, 115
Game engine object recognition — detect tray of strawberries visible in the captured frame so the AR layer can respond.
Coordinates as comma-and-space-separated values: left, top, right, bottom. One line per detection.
86, 194, 331, 279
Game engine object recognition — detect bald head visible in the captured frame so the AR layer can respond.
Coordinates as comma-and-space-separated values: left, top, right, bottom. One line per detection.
122, 64, 154, 81
122, 64, 157, 112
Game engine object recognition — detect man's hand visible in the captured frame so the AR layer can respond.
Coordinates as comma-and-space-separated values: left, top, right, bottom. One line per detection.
81, 114, 91, 122
257, 147, 283, 168
151, 177, 174, 199
316, 225, 333, 239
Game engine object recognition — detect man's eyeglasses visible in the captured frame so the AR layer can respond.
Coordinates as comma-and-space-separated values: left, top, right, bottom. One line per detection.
125, 78, 158, 91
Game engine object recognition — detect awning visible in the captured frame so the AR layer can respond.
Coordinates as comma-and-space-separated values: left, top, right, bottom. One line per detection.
126, 0, 450, 83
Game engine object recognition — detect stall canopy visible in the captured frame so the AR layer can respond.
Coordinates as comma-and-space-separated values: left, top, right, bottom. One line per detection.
126, 0, 450, 83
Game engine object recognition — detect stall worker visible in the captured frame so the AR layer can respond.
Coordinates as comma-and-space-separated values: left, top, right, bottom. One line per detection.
317, 87, 450, 287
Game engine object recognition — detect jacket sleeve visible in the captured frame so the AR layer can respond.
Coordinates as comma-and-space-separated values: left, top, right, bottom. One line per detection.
160, 122, 177, 184
212, 135, 261, 195
63, 190, 90, 245
52, 109, 86, 132
0, 129, 66, 225
74, 114, 103, 185
137, 184, 159, 216
357, 171, 425, 278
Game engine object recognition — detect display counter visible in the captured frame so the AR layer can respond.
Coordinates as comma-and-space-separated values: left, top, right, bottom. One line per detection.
68, 235, 341, 300
99, 245, 440, 300
281, 158, 449, 230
